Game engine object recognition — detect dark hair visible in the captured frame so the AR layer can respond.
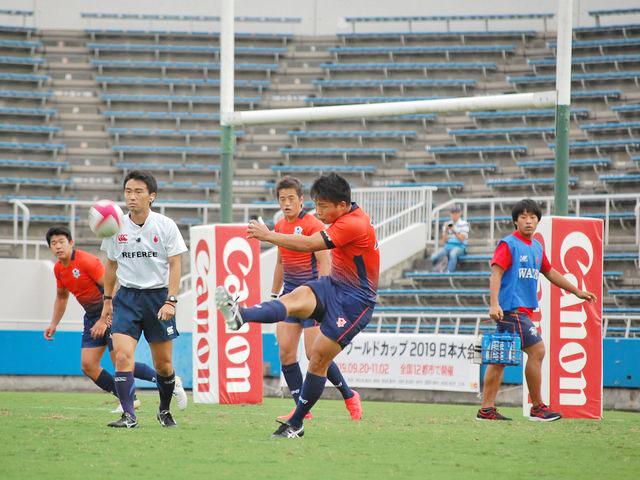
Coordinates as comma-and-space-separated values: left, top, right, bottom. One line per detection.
310, 173, 351, 205
123, 170, 157, 195
275, 176, 303, 198
512, 198, 542, 224
46, 225, 72, 246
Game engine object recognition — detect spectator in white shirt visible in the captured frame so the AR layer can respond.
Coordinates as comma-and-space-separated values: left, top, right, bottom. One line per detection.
431, 204, 469, 273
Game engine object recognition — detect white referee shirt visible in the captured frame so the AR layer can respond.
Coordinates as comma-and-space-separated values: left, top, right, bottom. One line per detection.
101, 210, 188, 289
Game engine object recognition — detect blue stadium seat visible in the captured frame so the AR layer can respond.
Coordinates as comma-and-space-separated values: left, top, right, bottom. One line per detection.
388, 181, 464, 193
0, 159, 68, 172
319, 61, 498, 76
107, 127, 245, 143
271, 164, 376, 180
115, 162, 221, 175
448, 126, 554, 141
0, 123, 61, 137
406, 163, 497, 180
305, 96, 443, 106
0, 107, 57, 120
281, 147, 397, 163
91, 59, 277, 76
101, 93, 259, 109
517, 157, 611, 172
0, 72, 49, 86
600, 173, 640, 184
112, 145, 221, 161
486, 176, 578, 190
571, 90, 622, 101
87, 43, 286, 60
85, 29, 293, 45
579, 121, 640, 135
547, 37, 640, 50
508, 72, 640, 88
312, 78, 476, 93
0, 55, 44, 67
427, 144, 527, 160
469, 108, 589, 123
611, 104, 640, 116
608, 289, 640, 296
0, 89, 52, 104
549, 139, 640, 154
0, 177, 72, 190
337, 30, 536, 43
328, 45, 515, 61
288, 129, 416, 145
0, 141, 64, 157
0, 39, 41, 51
527, 54, 640, 74
95, 76, 270, 92
102, 110, 219, 127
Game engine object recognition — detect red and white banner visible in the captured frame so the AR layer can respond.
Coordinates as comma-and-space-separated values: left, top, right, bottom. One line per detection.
523, 216, 603, 419
293, 333, 480, 392
190, 224, 263, 404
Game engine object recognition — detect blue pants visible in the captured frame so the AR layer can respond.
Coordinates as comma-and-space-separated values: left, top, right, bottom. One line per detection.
112, 287, 178, 343
431, 245, 465, 272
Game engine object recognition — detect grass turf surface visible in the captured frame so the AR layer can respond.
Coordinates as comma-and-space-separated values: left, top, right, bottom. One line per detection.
0, 391, 638, 480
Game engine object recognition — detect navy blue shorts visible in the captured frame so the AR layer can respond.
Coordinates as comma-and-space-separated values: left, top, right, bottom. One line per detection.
281, 285, 318, 329
306, 276, 374, 349
112, 287, 179, 343
81, 310, 113, 350
497, 311, 542, 349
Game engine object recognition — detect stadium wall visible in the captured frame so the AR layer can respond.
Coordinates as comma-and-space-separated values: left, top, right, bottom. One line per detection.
2, 0, 639, 34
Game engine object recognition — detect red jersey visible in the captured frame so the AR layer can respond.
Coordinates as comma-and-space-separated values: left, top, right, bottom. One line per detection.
54, 249, 104, 314
275, 210, 325, 291
491, 230, 551, 316
321, 203, 380, 304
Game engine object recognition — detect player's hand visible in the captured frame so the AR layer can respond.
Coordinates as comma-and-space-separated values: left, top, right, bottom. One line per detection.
157, 302, 176, 321
246, 219, 270, 241
44, 325, 56, 340
100, 302, 113, 326
577, 290, 597, 303
90, 319, 109, 339
489, 304, 504, 322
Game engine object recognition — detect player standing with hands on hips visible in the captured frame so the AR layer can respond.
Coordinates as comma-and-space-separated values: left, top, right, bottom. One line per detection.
477, 199, 596, 422
101, 170, 188, 428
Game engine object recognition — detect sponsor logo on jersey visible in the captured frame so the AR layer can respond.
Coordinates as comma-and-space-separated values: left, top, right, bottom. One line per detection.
294, 226, 303, 235
72, 268, 80, 279
118, 234, 128, 243
519, 255, 528, 263
518, 268, 539, 279
152, 234, 159, 244
336, 317, 347, 328
529, 326, 538, 337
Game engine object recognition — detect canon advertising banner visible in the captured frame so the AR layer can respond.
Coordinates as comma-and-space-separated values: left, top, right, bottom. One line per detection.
190, 224, 263, 404
523, 216, 603, 419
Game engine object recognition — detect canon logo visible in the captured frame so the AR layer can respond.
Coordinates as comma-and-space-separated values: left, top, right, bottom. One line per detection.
557, 231, 593, 406
194, 239, 212, 393
221, 237, 253, 393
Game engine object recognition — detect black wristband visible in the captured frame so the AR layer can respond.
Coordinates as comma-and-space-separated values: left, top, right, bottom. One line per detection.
103, 295, 113, 300
164, 301, 176, 308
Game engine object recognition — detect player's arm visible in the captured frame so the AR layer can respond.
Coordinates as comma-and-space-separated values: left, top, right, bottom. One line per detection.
247, 220, 327, 252
489, 264, 505, 321
45, 287, 69, 340
100, 258, 117, 324
158, 253, 181, 321
271, 250, 283, 298
314, 249, 331, 277
542, 268, 597, 303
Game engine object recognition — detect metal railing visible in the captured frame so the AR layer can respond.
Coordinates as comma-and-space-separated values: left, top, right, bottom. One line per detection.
370, 312, 640, 338
4, 186, 436, 258
431, 193, 640, 249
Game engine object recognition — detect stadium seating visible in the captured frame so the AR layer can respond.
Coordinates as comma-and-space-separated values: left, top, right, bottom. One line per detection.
87, 43, 287, 61
0, 72, 49, 87
516, 158, 611, 173
112, 145, 221, 162
101, 93, 260, 109
0, 141, 64, 157
406, 163, 497, 179
304, 96, 442, 106
469, 108, 589, 124
527, 54, 640, 74
96, 76, 270, 93
281, 147, 397, 164
508, 72, 640, 88
549, 139, 640, 154
426, 144, 527, 160
107, 128, 245, 143
579, 121, 640, 136
486, 177, 579, 191
271, 165, 376, 180
447, 126, 554, 142
91, 59, 278, 77
0, 107, 57, 121
327, 45, 515, 61
319, 61, 498, 77
102, 110, 219, 126
288, 129, 416, 145
312, 78, 476, 94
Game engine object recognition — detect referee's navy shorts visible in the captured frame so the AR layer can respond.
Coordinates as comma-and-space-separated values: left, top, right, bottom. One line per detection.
81, 309, 113, 350
305, 276, 375, 349
112, 287, 179, 343
497, 311, 542, 349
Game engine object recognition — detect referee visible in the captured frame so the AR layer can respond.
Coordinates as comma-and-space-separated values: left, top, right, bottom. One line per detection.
100, 170, 188, 428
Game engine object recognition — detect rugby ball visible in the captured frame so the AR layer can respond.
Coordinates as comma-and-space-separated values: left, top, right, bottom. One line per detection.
88, 199, 124, 238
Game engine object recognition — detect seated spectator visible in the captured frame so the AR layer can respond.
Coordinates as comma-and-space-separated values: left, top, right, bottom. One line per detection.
431, 204, 469, 272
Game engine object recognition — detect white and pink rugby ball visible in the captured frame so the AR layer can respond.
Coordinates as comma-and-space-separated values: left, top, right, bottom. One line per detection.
88, 199, 124, 238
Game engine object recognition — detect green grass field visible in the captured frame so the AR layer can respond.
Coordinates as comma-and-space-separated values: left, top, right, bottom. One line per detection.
0, 391, 638, 480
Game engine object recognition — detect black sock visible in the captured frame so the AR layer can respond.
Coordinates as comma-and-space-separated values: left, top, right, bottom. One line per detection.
157, 372, 175, 411
239, 300, 287, 324
93, 369, 117, 396
288, 372, 326, 428
327, 361, 353, 399
114, 371, 136, 418
281, 362, 303, 405
134, 362, 157, 383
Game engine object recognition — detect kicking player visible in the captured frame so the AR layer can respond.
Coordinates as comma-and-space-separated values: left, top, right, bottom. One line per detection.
100, 170, 189, 428
271, 176, 362, 422
478, 199, 596, 422
216, 173, 379, 438
44, 225, 172, 413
